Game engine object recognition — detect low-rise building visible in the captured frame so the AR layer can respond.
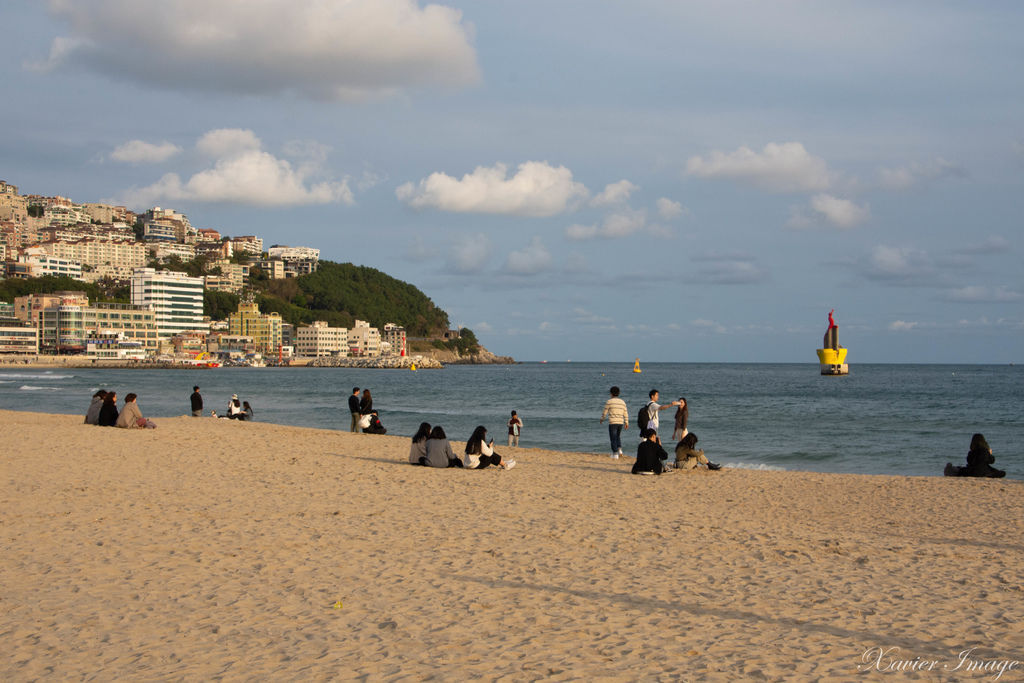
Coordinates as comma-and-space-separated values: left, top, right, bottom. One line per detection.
17, 247, 83, 279
35, 301, 158, 353
84, 331, 147, 360
148, 242, 197, 263
347, 319, 381, 357
253, 258, 287, 280
231, 236, 263, 255
228, 299, 282, 355
295, 321, 348, 357
0, 318, 39, 354
382, 323, 407, 357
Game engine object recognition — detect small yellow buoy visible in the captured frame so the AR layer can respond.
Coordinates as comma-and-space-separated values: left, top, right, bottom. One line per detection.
633, 358, 642, 373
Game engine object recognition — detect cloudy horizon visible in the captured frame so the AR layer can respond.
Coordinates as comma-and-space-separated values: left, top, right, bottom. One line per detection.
2, 0, 1021, 363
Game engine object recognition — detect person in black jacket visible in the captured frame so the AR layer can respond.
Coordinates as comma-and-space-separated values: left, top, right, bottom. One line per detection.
363, 410, 387, 434
633, 428, 670, 475
348, 387, 361, 432
945, 433, 1006, 478
98, 391, 119, 427
190, 386, 203, 417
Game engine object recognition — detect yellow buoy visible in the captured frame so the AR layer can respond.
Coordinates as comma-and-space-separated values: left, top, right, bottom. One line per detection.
410, 363, 417, 371
633, 358, 642, 373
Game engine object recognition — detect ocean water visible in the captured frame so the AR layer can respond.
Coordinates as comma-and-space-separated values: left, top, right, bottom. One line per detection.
1, 362, 1020, 478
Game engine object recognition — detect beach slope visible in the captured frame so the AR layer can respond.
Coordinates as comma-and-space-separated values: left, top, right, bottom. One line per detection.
2, 410, 1021, 679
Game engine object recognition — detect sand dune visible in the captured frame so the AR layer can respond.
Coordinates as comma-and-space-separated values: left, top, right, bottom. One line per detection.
2, 410, 1022, 680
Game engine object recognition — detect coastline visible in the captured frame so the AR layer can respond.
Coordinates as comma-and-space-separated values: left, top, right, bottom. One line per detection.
3, 410, 1021, 679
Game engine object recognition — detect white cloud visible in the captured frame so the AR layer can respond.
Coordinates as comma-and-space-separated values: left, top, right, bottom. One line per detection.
697, 255, 769, 284
565, 208, 648, 241
860, 245, 940, 285
962, 235, 1011, 255
397, 161, 588, 217
38, 0, 479, 100
944, 286, 1022, 303
656, 197, 685, 220
110, 139, 181, 163
686, 142, 831, 193
590, 180, 638, 207
692, 319, 727, 334
571, 308, 615, 325
791, 193, 869, 229
116, 129, 352, 207
504, 236, 552, 274
889, 320, 918, 331
197, 129, 262, 158
877, 158, 966, 190
448, 233, 492, 274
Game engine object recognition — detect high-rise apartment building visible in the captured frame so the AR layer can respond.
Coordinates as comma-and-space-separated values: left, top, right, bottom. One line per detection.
131, 268, 207, 337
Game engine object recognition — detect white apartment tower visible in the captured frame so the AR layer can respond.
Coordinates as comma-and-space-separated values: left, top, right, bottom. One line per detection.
131, 268, 207, 337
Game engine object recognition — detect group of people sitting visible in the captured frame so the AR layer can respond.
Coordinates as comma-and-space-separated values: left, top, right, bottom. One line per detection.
84, 389, 156, 429
632, 430, 722, 475
213, 394, 255, 421
408, 423, 516, 470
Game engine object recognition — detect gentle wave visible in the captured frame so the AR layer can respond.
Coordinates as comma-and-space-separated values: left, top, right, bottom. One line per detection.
720, 462, 787, 471
19, 385, 64, 392
0, 373, 76, 380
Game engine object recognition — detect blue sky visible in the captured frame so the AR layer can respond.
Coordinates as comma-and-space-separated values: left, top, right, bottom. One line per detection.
2, 1, 1022, 362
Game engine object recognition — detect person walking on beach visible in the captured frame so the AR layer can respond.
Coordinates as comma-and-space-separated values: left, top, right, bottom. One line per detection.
190, 386, 203, 417
348, 387, 361, 432
600, 386, 629, 459
507, 410, 523, 447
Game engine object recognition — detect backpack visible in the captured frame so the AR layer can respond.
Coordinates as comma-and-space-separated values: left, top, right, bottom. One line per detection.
637, 402, 653, 431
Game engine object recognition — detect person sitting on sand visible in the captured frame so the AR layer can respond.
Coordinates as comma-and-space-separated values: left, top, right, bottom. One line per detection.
423, 426, 462, 468
409, 422, 432, 465
98, 391, 119, 427
85, 389, 106, 425
116, 393, 155, 429
464, 426, 515, 470
362, 410, 387, 435
227, 395, 244, 420
632, 428, 670, 475
945, 433, 1006, 478
674, 432, 721, 471
243, 401, 255, 420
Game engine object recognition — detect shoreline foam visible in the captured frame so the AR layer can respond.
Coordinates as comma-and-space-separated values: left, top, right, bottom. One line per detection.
2, 410, 1022, 679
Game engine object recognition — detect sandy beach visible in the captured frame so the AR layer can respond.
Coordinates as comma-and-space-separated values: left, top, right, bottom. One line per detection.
2, 409, 1022, 680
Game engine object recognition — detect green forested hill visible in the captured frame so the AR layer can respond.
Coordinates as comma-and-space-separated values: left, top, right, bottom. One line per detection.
249, 260, 450, 336
2, 261, 452, 338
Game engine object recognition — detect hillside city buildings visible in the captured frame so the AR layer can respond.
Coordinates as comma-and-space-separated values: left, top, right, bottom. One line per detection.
0, 179, 415, 363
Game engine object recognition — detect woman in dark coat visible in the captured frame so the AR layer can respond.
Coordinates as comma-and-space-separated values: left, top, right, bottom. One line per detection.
98, 391, 119, 427
945, 433, 1006, 478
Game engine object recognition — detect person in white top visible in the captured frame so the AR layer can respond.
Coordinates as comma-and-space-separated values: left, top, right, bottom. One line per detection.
464, 426, 516, 470
641, 389, 680, 443
599, 385, 629, 458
